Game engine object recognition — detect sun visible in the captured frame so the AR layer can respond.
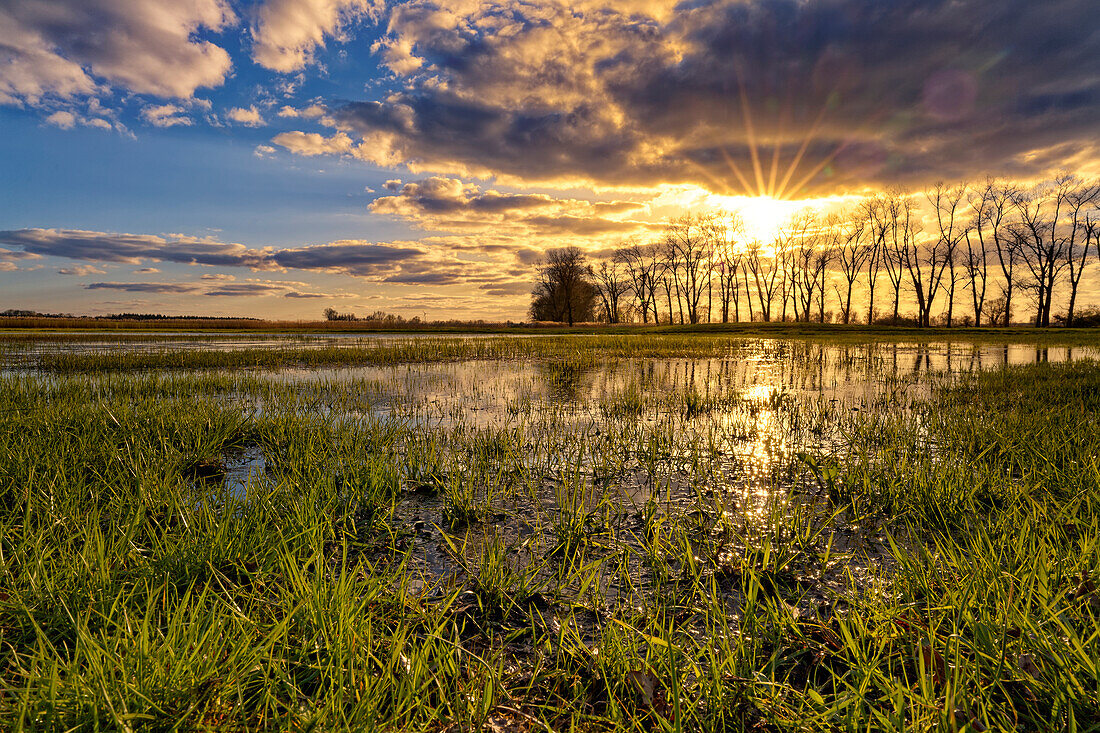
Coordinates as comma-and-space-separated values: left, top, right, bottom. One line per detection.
710, 194, 810, 243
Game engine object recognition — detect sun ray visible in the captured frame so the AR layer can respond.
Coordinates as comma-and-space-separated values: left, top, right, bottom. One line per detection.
719, 147, 757, 197
774, 101, 831, 200
735, 68, 767, 197
785, 106, 893, 197
766, 88, 793, 198
684, 155, 749, 198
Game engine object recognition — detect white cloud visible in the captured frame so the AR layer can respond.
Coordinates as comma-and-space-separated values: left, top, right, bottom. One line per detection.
251, 0, 382, 72
277, 104, 326, 119
373, 37, 423, 75
271, 131, 354, 156
141, 104, 192, 128
45, 110, 76, 129
0, 0, 236, 107
57, 264, 107, 276
228, 106, 265, 127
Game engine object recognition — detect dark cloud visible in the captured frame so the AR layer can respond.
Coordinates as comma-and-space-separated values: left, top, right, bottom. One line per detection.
318, 0, 1100, 193
0, 229, 270, 268
204, 283, 285, 297
368, 176, 652, 238
371, 177, 552, 215
271, 241, 425, 277
85, 282, 200, 293
2, 226, 586, 305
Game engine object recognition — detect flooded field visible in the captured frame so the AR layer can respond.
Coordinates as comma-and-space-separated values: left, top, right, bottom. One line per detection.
2, 331, 1099, 731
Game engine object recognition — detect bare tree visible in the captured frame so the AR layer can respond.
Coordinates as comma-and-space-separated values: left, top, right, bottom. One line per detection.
983, 182, 1020, 325
861, 194, 893, 323
589, 255, 632, 324
666, 214, 718, 324
746, 239, 782, 321
927, 183, 969, 327
963, 180, 1008, 326
788, 212, 835, 322
877, 191, 909, 324
834, 211, 870, 324
1012, 177, 1080, 326
883, 193, 920, 323
618, 242, 662, 323
1062, 180, 1100, 325
714, 214, 746, 322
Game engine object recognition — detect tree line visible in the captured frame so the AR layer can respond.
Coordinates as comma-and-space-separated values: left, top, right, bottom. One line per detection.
530, 175, 1100, 327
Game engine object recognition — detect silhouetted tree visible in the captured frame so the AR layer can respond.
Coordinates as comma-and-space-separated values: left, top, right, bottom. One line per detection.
834, 211, 869, 324
529, 247, 596, 325
589, 255, 632, 324
1013, 178, 1076, 327
928, 183, 970, 327
618, 242, 661, 323
1062, 179, 1100, 326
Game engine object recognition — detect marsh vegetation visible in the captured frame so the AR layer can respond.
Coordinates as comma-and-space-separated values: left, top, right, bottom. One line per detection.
1, 333, 1098, 731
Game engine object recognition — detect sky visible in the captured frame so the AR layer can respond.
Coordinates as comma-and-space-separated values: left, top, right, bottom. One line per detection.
1, 0, 1098, 321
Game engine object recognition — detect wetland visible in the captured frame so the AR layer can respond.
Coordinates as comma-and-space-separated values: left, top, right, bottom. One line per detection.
2, 331, 1099, 731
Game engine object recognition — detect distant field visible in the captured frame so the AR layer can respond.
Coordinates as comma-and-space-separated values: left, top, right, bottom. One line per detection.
2, 333, 1098, 731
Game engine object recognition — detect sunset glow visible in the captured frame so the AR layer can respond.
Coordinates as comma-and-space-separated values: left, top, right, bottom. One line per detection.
0, 0, 1097, 320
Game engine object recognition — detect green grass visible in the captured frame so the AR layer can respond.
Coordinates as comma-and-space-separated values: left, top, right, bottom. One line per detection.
0, 339, 1098, 731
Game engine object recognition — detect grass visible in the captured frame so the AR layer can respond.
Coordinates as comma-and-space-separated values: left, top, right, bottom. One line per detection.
0, 337, 1098, 730
6, 329, 1099, 373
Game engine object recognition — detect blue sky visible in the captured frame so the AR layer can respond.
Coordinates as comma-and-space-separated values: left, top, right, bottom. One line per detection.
1, 0, 1098, 320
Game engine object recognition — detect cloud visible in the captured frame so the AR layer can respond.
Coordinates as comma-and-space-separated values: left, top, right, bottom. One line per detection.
204, 283, 284, 297
277, 104, 326, 119
227, 106, 265, 127
270, 240, 425, 277
371, 177, 553, 216
271, 131, 354, 156
369, 175, 652, 238
134, 267, 159, 273
200, 273, 236, 281
251, 0, 382, 72
0, 0, 236, 107
81, 276, 347, 299
57, 264, 107, 276
0, 228, 270, 268
0, 227, 517, 290
284, 290, 355, 298
141, 104, 192, 128
280, 0, 1100, 194
0, 247, 40, 264
44, 111, 76, 129
85, 282, 200, 294
43, 108, 116, 130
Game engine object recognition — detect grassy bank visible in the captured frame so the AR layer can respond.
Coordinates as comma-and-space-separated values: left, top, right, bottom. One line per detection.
0, 347, 1097, 730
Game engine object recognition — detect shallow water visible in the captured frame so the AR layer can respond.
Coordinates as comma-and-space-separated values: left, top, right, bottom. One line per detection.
7, 334, 1097, 616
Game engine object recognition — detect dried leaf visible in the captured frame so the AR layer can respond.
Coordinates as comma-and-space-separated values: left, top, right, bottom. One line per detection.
919, 645, 946, 687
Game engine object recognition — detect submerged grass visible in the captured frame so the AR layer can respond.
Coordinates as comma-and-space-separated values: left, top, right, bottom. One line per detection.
0, 338, 1098, 731
4, 329, 1099, 373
